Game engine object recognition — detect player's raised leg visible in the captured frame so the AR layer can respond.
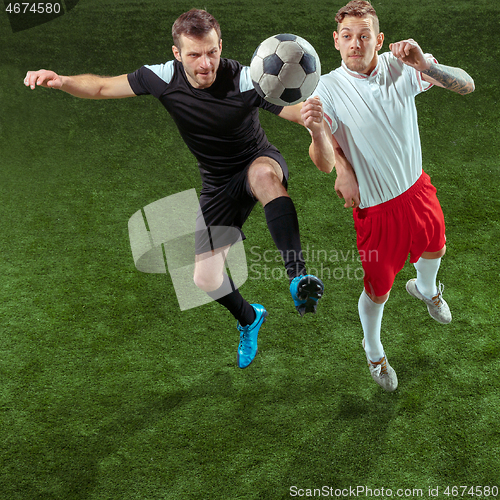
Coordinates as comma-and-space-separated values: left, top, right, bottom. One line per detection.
194, 245, 267, 368
247, 156, 324, 315
406, 246, 451, 324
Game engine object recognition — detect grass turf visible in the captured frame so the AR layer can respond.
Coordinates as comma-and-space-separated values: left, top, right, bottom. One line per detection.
1, 0, 499, 498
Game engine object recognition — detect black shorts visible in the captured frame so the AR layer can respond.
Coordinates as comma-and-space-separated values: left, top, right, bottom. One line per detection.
195, 146, 289, 254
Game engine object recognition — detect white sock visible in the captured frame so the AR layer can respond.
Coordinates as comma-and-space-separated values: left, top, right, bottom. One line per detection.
414, 257, 441, 299
358, 289, 386, 362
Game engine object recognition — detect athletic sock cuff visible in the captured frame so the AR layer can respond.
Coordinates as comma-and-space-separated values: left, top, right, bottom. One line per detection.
206, 273, 235, 300
263, 196, 297, 223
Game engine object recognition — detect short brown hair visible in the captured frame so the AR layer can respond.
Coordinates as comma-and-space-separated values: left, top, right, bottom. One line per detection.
172, 9, 221, 50
335, 1, 379, 33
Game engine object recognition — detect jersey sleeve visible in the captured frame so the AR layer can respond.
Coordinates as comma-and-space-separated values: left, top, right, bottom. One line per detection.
127, 61, 175, 98
314, 77, 339, 134
404, 53, 438, 95
239, 66, 284, 115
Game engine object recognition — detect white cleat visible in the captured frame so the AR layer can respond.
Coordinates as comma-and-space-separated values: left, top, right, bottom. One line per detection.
362, 339, 398, 392
406, 279, 452, 324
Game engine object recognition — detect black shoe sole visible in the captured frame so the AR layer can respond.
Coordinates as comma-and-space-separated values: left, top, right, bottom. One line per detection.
296, 277, 324, 316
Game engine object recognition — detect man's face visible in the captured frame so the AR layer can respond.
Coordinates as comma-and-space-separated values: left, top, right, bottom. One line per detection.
172, 29, 222, 89
333, 15, 384, 75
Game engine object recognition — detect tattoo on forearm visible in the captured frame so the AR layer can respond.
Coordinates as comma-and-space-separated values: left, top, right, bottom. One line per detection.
422, 63, 475, 95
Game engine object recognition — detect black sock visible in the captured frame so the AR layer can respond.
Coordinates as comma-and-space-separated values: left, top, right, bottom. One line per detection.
264, 196, 306, 280
207, 274, 256, 326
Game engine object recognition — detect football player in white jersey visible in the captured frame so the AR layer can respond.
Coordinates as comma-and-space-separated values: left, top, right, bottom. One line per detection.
302, 0, 474, 391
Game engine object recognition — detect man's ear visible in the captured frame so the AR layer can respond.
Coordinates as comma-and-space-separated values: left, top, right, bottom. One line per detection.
376, 32, 384, 51
172, 45, 182, 62
333, 31, 340, 51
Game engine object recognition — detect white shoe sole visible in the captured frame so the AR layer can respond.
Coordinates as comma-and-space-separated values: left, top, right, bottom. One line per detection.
406, 279, 452, 324
362, 339, 398, 392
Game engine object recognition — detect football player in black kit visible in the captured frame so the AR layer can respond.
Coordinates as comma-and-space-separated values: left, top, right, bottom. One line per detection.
24, 9, 329, 369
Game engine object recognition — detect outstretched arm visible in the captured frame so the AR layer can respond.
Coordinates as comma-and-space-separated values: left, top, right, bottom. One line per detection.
24, 70, 136, 99
301, 97, 360, 208
389, 39, 475, 95
420, 62, 475, 95
278, 102, 303, 124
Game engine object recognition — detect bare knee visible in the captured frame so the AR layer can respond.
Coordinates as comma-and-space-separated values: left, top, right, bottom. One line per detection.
193, 246, 230, 292
366, 291, 390, 304
193, 270, 223, 293
249, 165, 281, 191
422, 244, 446, 260
248, 162, 286, 205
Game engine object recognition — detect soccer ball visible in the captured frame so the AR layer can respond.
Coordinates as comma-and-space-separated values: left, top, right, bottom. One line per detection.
250, 33, 321, 106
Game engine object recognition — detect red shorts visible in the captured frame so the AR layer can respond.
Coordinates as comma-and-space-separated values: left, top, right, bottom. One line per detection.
353, 172, 446, 297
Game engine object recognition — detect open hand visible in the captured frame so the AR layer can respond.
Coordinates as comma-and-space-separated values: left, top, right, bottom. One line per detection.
24, 69, 63, 90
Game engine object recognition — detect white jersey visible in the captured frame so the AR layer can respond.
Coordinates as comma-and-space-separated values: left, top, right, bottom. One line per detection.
316, 51, 436, 208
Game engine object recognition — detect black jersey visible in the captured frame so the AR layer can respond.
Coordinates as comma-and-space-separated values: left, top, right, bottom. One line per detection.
127, 58, 284, 187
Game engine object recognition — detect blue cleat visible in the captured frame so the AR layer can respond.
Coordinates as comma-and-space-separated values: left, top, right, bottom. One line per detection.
237, 304, 268, 369
290, 274, 324, 316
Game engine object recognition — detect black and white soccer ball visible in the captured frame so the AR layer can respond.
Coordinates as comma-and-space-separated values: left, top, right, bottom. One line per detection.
250, 33, 321, 106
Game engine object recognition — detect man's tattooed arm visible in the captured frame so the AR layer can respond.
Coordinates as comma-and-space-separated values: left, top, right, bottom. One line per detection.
422, 62, 475, 95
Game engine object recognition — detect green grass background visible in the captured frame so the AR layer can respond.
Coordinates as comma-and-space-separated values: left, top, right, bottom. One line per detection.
1, 0, 499, 498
